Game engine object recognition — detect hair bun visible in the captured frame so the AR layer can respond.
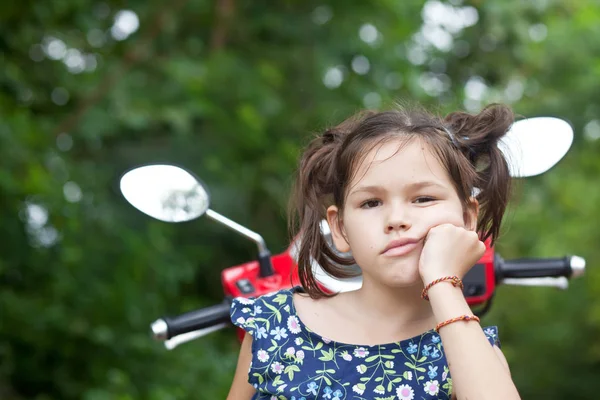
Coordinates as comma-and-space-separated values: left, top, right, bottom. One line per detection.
322, 128, 339, 144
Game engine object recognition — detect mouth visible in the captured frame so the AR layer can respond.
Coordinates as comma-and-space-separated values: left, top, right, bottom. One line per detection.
381, 238, 422, 257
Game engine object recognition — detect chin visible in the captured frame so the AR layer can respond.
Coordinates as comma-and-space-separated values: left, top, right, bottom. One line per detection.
378, 261, 423, 288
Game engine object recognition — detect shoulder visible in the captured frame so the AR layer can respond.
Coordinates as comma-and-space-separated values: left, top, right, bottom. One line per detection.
482, 325, 502, 348
229, 287, 296, 335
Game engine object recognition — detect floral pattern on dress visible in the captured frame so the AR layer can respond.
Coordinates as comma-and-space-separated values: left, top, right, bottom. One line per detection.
230, 287, 500, 400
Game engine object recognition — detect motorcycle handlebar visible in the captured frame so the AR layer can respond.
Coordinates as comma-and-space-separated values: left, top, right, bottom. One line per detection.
498, 255, 585, 280
151, 255, 586, 344
151, 300, 231, 340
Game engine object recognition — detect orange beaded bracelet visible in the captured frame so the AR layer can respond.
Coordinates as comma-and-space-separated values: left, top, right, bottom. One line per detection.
421, 275, 463, 301
435, 314, 481, 333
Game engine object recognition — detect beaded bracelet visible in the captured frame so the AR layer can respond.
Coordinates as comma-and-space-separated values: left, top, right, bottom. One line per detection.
435, 314, 481, 333
421, 275, 463, 301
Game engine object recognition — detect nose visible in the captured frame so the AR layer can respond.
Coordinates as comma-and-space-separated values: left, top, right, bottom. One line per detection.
385, 204, 412, 233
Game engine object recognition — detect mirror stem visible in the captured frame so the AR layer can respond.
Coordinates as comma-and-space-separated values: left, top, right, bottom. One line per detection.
257, 250, 274, 278
205, 209, 274, 277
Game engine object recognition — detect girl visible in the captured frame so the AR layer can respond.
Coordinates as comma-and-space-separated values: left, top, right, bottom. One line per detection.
227, 104, 521, 399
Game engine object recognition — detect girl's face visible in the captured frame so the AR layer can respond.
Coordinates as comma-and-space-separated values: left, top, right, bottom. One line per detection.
327, 137, 476, 287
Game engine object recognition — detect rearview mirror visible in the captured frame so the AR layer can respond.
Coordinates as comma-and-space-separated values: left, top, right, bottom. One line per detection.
119, 165, 210, 223
499, 117, 573, 178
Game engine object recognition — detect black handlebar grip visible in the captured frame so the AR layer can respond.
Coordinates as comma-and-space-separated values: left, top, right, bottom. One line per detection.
500, 256, 585, 279
152, 300, 232, 340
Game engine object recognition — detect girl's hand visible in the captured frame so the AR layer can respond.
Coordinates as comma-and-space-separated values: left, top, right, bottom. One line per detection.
418, 223, 486, 285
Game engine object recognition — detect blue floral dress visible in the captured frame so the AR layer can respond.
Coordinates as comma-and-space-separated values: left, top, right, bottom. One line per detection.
230, 286, 500, 400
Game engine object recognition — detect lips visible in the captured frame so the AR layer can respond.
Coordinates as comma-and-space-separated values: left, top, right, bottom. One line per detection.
381, 238, 421, 257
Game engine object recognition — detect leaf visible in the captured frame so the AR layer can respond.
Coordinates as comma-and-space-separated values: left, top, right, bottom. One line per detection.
274, 294, 287, 305
252, 373, 264, 384
375, 377, 384, 382
315, 341, 323, 350
265, 302, 279, 313
284, 365, 299, 381
360, 377, 370, 382
318, 349, 334, 362
324, 377, 332, 385
404, 361, 416, 369
418, 356, 427, 362
392, 377, 403, 383
415, 367, 426, 372
365, 355, 379, 362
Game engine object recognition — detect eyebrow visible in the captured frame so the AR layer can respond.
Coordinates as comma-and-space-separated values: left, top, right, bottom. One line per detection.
349, 181, 447, 196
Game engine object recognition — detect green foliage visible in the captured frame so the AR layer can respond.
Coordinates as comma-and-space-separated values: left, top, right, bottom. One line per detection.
1, 0, 600, 398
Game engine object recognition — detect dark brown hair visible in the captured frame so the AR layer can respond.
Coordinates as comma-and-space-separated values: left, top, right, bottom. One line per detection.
289, 104, 514, 298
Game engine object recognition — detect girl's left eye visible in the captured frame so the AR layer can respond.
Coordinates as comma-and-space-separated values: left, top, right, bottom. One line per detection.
414, 196, 436, 204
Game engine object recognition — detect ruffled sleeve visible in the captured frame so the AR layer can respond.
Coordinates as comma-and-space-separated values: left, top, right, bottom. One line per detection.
230, 296, 259, 336
482, 325, 501, 348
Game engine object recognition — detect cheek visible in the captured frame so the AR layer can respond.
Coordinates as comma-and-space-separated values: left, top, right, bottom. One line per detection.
344, 216, 379, 252
421, 207, 466, 228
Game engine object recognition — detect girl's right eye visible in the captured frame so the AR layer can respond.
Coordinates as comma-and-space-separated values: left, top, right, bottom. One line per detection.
360, 199, 382, 209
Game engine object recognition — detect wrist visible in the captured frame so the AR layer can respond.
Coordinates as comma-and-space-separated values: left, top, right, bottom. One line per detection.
426, 279, 465, 299
420, 266, 458, 283
426, 283, 472, 322
421, 275, 465, 301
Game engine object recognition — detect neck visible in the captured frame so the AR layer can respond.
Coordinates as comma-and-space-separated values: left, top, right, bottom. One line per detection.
353, 277, 435, 330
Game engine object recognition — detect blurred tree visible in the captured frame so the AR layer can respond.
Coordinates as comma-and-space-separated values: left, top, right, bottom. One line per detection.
0, 0, 599, 398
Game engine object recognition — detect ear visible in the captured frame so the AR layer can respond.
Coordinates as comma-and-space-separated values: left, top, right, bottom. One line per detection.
326, 205, 351, 253
464, 197, 479, 231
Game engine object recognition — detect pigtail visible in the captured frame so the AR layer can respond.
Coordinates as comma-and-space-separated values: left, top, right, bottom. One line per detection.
289, 114, 372, 298
444, 104, 514, 243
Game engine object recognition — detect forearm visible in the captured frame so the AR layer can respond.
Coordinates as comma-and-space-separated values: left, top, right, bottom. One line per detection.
427, 283, 521, 400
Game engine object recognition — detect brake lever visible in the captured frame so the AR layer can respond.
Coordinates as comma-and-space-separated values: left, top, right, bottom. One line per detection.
502, 276, 569, 290
163, 323, 230, 350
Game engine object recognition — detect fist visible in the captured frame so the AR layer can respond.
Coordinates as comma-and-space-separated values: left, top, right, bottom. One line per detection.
418, 223, 486, 284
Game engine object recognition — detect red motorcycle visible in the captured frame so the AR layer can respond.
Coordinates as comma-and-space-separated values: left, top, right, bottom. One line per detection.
119, 116, 585, 349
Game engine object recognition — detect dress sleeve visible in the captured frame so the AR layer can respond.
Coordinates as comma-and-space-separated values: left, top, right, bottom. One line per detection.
482, 325, 501, 348
230, 296, 259, 336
